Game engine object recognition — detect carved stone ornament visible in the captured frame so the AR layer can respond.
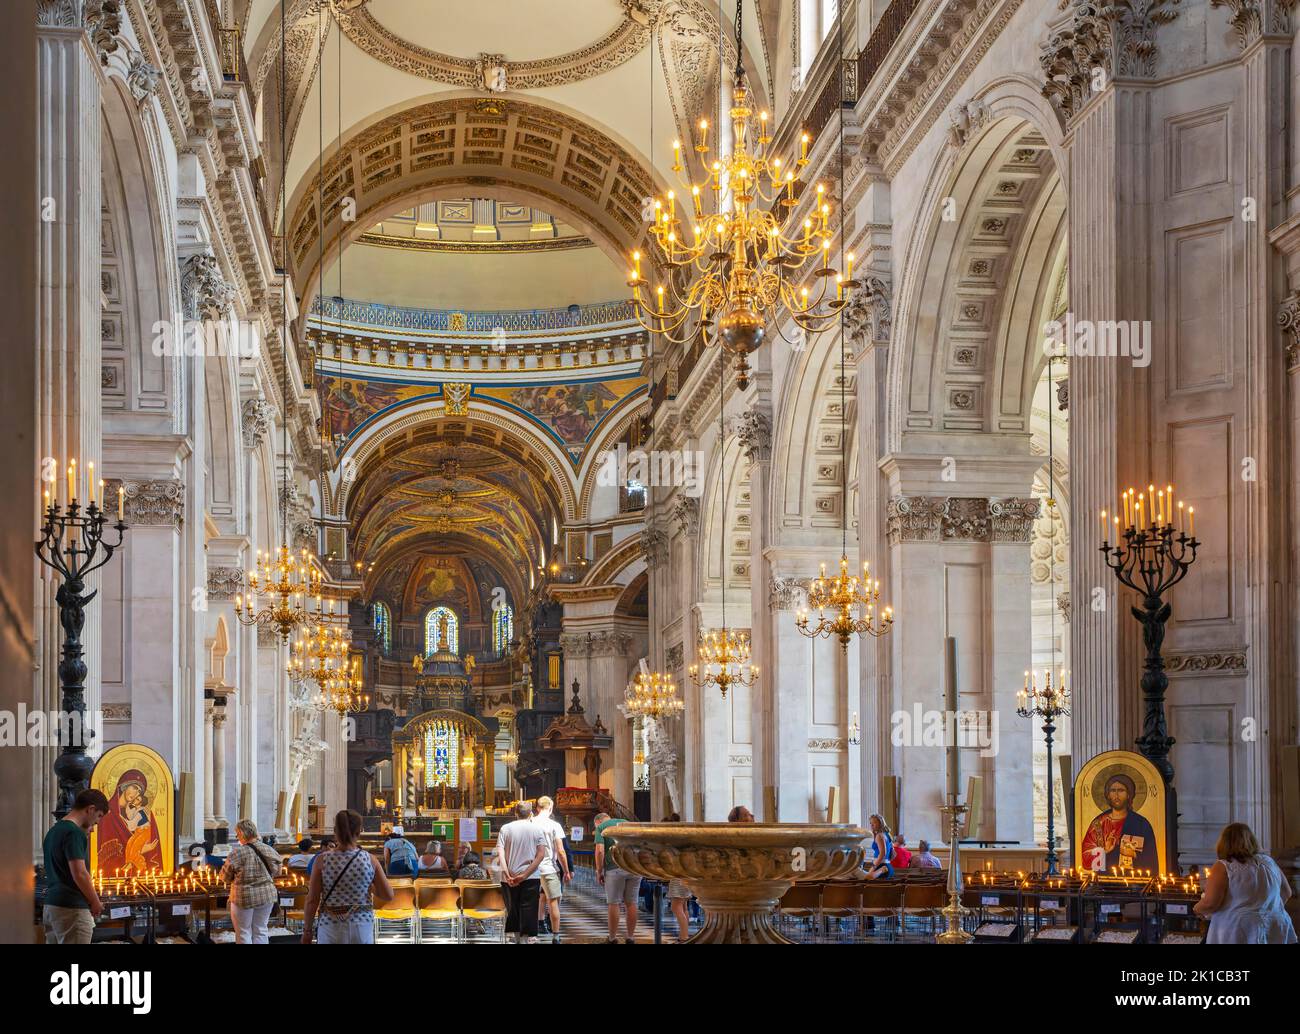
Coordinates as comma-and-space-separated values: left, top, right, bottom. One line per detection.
257, 623, 281, 648
560, 630, 634, 658
947, 98, 992, 147
1040, 1, 1182, 124
665, 643, 684, 671
122, 478, 184, 528
241, 397, 274, 448
641, 521, 670, 566
1278, 290, 1300, 370
672, 495, 700, 535
1209, 0, 1297, 49
443, 381, 471, 415
1056, 590, 1072, 623
887, 496, 1040, 544
768, 576, 807, 612
126, 48, 161, 103
885, 495, 944, 544
180, 253, 235, 321
942, 497, 990, 540
206, 566, 244, 601
734, 408, 772, 464
988, 497, 1042, 542
844, 277, 892, 347
1164, 650, 1248, 676
1056, 376, 1070, 411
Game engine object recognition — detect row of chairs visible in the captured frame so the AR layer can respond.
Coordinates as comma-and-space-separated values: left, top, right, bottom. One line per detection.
777, 880, 949, 942
373, 878, 508, 943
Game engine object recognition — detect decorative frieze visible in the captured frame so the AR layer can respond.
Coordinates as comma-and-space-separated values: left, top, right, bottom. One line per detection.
121, 478, 184, 528
1164, 651, 1248, 677
560, 630, 634, 658
206, 566, 244, 601
887, 496, 1041, 544
808, 738, 846, 752
180, 253, 235, 320
241, 398, 274, 448
101, 704, 131, 722
727, 754, 752, 767
672, 495, 700, 536
734, 408, 772, 464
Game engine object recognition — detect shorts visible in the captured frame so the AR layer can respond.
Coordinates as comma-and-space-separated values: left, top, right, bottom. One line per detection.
540, 872, 563, 901
604, 868, 641, 906
43, 904, 94, 944
667, 878, 691, 900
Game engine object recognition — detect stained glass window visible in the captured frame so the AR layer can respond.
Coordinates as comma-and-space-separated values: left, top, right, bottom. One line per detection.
423, 722, 459, 787
373, 602, 391, 655
493, 603, 514, 656
425, 606, 458, 655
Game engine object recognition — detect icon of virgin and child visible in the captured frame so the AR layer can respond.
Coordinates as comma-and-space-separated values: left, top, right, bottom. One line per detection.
95, 769, 164, 875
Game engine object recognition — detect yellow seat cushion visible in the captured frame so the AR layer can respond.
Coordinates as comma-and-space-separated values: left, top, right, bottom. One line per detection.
462, 908, 505, 920
374, 908, 416, 920
419, 908, 461, 920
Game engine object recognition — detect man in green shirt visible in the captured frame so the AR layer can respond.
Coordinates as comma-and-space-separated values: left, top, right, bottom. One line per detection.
593, 812, 640, 943
42, 788, 109, 944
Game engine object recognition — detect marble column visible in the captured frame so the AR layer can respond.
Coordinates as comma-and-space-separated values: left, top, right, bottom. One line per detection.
35, 0, 111, 826
211, 702, 229, 833
673, 492, 704, 818
202, 699, 215, 832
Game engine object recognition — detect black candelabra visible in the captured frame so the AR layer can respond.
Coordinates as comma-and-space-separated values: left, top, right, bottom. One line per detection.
1099, 487, 1199, 785
35, 475, 127, 819
1017, 671, 1070, 875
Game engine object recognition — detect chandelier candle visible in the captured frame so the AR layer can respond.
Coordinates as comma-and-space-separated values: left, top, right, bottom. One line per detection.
1098, 483, 1200, 784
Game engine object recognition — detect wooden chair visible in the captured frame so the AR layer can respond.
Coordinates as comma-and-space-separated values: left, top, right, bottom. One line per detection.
859, 882, 904, 941
820, 883, 864, 943
776, 883, 821, 941
901, 881, 947, 938
416, 883, 462, 943
374, 879, 418, 943
460, 883, 508, 942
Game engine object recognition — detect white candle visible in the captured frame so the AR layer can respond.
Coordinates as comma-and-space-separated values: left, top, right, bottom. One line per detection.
944, 636, 959, 801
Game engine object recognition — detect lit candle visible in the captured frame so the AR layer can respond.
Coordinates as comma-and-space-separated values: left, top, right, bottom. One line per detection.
1188, 506, 1194, 538
98, 479, 104, 511
67, 460, 75, 502
1177, 500, 1184, 531
800, 132, 810, 160
87, 462, 94, 506
698, 119, 709, 151
118, 484, 124, 521
1100, 509, 1107, 541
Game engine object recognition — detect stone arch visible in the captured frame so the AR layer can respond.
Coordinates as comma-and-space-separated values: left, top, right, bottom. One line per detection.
888, 93, 1068, 454
99, 73, 177, 420
576, 393, 650, 518
698, 432, 752, 594
286, 92, 663, 319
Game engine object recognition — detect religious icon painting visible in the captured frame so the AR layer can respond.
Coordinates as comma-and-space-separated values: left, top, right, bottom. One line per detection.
1072, 749, 1168, 875
90, 742, 176, 877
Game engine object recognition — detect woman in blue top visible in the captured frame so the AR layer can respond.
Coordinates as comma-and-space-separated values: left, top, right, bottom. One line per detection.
865, 814, 894, 880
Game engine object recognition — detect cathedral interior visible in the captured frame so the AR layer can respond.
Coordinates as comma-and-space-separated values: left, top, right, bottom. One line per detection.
3, 0, 1300, 969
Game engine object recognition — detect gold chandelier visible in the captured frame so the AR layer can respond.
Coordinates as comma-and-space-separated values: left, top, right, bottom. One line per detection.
235, 544, 322, 640
796, 557, 894, 647
624, 669, 685, 720
628, 0, 856, 389
688, 629, 758, 700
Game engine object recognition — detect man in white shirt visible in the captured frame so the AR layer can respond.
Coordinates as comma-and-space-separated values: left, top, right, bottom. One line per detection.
531, 795, 571, 943
495, 800, 548, 942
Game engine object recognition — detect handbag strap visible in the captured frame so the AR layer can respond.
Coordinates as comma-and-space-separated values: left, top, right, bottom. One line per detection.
323, 848, 364, 908
250, 842, 279, 880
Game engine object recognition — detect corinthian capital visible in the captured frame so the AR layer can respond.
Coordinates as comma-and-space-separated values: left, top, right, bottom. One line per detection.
1279, 290, 1300, 370
672, 495, 699, 536
180, 253, 236, 321
844, 276, 892, 348
733, 408, 772, 464
1210, 0, 1297, 49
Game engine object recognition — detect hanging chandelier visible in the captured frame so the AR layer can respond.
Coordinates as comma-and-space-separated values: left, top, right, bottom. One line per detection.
624, 668, 685, 720
688, 628, 758, 700
791, 1, 893, 651
796, 557, 894, 646
235, 545, 322, 640
628, 0, 856, 389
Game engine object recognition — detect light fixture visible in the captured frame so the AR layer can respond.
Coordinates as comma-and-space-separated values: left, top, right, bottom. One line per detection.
792, 0, 893, 651
627, 0, 856, 389
235, 545, 322, 641
688, 628, 757, 699
624, 668, 685, 720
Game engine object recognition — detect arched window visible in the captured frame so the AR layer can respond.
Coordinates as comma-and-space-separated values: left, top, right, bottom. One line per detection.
425, 606, 458, 655
493, 602, 514, 656
372, 602, 391, 655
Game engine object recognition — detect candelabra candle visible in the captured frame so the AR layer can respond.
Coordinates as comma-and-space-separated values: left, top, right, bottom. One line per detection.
1016, 668, 1070, 875
36, 471, 129, 818
1099, 484, 1200, 786
688, 629, 759, 699
795, 555, 895, 647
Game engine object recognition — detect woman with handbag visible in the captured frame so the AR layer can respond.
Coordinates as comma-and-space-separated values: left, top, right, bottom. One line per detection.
224, 819, 283, 944
301, 809, 393, 944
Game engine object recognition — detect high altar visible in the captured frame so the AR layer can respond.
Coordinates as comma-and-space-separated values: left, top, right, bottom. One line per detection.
391, 617, 498, 817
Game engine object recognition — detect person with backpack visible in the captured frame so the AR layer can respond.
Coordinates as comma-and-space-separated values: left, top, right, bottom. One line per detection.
302, 810, 393, 944
383, 825, 418, 878
224, 819, 284, 943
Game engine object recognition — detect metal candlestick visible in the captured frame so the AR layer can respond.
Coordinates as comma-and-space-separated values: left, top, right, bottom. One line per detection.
35, 496, 128, 819
1016, 671, 1070, 875
936, 798, 972, 944
1100, 506, 1198, 784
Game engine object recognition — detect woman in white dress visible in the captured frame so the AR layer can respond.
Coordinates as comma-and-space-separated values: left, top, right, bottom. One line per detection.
1194, 822, 1296, 944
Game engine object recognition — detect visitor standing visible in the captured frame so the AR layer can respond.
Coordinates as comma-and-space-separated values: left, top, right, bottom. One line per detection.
1195, 822, 1296, 943
594, 810, 641, 943
224, 819, 283, 943
41, 789, 109, 944
496, 800, 547, 943
663, 813, 692, 942
864, 814, 894, 880
302, 810, 393, 944
532, 795, 571, 943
